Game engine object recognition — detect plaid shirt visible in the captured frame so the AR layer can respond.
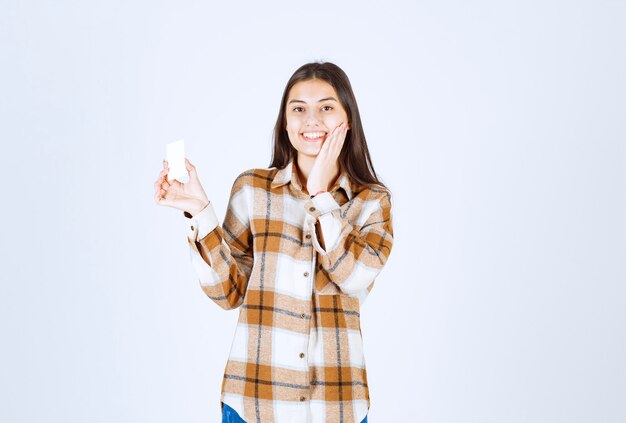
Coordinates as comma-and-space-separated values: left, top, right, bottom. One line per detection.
183, 159, 394, 422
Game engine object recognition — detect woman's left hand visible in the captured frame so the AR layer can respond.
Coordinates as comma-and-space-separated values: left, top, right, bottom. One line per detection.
307, 121, 349, 195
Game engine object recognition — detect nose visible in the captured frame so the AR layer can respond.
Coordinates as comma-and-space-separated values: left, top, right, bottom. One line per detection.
304, 108, 322, 127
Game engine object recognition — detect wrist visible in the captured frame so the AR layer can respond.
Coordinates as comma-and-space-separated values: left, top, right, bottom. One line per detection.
188, 200, 210, 217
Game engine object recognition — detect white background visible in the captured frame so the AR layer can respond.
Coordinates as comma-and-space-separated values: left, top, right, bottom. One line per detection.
1, 0, 625, 422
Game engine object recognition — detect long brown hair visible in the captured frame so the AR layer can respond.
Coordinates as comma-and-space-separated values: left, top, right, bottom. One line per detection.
269, 61, 389, 193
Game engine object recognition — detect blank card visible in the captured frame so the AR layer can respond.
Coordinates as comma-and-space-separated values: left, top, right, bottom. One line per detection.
166, 139, 189, 183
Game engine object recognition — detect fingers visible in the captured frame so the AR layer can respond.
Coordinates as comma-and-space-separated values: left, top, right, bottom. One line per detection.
317, 123, 340, 159
154, 164, 171, 204
319, 124, 340, 157
154, 180, 167, 201
154, 179, 168, 203
157, 166, 170, 187
168, 179, 182, 190
326, 122, 347, 157
184, 157, 201, 184
331, 122, 347, 143
154, 186, 167, 204
185, 157, 196, 175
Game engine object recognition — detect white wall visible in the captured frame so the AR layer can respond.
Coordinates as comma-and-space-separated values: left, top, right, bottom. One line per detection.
1, 0, 624, 422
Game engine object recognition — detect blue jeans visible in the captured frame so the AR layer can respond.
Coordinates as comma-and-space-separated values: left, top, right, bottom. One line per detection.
222, 402, 368, 422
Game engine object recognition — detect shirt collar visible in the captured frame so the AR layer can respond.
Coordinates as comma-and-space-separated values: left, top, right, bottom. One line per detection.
270, 159, 353, 201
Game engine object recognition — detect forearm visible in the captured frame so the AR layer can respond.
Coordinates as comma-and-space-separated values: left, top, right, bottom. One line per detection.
305, 190, 394, 296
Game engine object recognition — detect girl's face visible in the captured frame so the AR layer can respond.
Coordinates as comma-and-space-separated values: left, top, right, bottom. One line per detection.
285, 79, 350, 158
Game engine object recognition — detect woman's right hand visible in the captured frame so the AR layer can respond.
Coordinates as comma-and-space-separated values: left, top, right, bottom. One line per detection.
154, 158, 210, 216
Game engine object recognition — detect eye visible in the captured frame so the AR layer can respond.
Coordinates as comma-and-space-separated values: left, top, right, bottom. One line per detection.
322, 105, 333, 111
292, 106, 304, 112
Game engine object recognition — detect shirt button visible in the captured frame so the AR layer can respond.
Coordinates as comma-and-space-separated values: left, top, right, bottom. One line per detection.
190, 225, 195, 231
300, 313, 306, 319
300, 396, 306, 402
299, 352, 305, 358
305, 234, 311, 239
309, 207, 316, 212
303, 271, 309, 277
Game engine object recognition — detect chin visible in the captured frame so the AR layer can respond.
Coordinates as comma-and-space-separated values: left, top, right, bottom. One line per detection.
299, 148, 321, 158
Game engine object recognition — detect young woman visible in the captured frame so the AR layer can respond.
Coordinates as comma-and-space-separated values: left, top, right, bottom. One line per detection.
154, 61, 394, 423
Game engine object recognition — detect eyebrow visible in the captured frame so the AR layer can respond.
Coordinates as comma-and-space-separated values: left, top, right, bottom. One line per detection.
287, 97, 338, 105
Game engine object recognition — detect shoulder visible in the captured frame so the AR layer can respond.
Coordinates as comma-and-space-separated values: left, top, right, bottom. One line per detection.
352, 184, 394, 229
230, 166, 276, 191
352, 183, 393, 208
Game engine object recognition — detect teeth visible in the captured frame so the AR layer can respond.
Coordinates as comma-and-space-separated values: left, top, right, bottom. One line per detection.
302, 132, 326, 139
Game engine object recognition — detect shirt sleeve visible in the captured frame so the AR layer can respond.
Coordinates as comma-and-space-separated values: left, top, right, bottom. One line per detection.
183, 172, 253, 310
304, 187, 394, 298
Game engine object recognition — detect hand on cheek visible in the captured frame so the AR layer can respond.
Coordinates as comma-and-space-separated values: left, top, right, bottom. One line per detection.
307, 121, 349, 195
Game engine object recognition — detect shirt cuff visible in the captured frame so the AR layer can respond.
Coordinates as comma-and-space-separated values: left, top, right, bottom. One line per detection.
183, 202, 219, 241
304, 191, 341, 219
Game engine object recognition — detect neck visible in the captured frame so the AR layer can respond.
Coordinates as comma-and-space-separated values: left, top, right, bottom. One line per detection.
295, 154, 314, 188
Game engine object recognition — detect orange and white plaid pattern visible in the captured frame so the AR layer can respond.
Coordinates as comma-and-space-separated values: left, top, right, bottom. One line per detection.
183, 159, 394, 422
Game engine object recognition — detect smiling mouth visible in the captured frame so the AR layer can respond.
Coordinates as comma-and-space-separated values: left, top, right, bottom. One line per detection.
301, 131, 327, 142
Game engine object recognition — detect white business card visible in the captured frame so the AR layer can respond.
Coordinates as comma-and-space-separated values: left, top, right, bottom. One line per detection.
166, 139, 189, 183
